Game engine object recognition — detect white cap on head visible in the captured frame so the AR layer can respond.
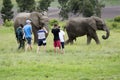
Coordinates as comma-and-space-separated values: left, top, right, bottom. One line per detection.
26, 19, 31, 23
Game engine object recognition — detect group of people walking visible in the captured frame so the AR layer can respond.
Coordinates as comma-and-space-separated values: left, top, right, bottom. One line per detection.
16, 20, 65, 54
16, 20, 32, 51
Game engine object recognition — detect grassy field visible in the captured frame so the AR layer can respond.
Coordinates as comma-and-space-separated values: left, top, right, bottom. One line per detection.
0, 24, 120, 80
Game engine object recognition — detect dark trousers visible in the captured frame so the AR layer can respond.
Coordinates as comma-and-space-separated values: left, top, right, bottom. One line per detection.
18, 39, 25, 49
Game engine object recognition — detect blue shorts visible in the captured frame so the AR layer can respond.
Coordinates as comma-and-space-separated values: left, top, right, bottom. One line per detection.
26, 37, 32, 45
38, 39, 46, 46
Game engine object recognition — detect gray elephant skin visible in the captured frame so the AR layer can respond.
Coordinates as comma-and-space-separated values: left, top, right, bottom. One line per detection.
14, 12, 49, 43
65, 16, 110, 44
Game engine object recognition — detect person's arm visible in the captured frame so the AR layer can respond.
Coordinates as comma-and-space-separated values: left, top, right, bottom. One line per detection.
43, 27, 48, 33
30, 26, 32, 34
63, 31, 65, 41
51, 29, 53, 33
22, 29, 25, 40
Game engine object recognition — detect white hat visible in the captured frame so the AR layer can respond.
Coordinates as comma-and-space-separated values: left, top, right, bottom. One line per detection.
26, 19, 31, 23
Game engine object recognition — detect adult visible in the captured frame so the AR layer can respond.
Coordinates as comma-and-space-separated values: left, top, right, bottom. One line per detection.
16, 24, 25, 50
23, 19, 32, 51
51, 24, 61, 53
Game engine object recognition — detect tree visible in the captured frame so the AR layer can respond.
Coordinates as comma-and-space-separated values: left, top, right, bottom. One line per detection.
82, 0, 94, 17
1, 0, 14, 22
58, 0, 105, 19
16, 0, 35, 12
58, 0, 69, 20
37, 0, 54, 12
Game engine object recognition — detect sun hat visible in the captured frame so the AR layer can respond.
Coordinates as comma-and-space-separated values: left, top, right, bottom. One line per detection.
26, 19, 31, 23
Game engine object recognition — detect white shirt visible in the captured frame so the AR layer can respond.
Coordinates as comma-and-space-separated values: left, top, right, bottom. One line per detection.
59, 30, 65, 42
37, 29, 46, 39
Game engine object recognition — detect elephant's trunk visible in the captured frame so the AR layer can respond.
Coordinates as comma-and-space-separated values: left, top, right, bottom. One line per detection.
102, 27, 110, 39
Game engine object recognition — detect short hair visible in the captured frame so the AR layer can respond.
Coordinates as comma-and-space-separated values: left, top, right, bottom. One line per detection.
38, 27, 42, 30
54, 24, 58, 27
20, 24, 23, 28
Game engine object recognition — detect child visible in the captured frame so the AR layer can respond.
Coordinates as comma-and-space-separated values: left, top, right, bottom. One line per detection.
59, 26, 65, 53
37, 25, 48, 53
51, 24, 61, 53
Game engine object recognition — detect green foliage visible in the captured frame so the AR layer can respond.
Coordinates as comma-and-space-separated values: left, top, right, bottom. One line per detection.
3, 20, 13, 27
112, 22, 117, 28
37, 0, 53, 11
58, 0, 105, 19
114, 16, 120, 22
106, 20, 120, 29
58, 0, 69, 20
82, 0, 94, 17
16, 0, 35, 12
1, 0, 13, 22
49, 19, 59, 26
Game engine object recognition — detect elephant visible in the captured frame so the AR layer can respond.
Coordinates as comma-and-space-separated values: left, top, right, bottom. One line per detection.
14, 12, 49, 43
65, 16, 110, 44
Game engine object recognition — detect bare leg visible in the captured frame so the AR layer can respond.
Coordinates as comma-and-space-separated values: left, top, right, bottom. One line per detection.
37, 46, 40, 53
44, 46, 46, 52
29, 44, 32, 50
54, 47, 57, 53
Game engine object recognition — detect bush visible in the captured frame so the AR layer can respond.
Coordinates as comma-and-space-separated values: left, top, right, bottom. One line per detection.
114, 16, 120, 22
49, 19, 59, 26
112, 22, 117, 28
3, 20, 13, 27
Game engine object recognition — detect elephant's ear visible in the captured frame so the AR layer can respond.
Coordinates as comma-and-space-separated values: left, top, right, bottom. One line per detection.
30, 12, 43, 27
88, 18, 97, 30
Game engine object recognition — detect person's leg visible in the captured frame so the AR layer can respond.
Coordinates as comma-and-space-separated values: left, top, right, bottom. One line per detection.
56, 40, 61, 53
43, 43, 46, 52
37, 46, 40, 53
25, 38, 29, 51
54, 41, 57, 53
21, 40, 25, 50
61, 42, 65, 54
18, 39, 22, 50
27, 37, 32, 51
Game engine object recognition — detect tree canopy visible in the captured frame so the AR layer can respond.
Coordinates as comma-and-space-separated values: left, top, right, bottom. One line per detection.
58, 0, 105, 20
16, 0, 36, 12
37, 0, 54, 12
1, 0, 13, 22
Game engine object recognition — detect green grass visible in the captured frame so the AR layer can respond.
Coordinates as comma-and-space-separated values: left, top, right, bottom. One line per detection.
0, 25, 120, 80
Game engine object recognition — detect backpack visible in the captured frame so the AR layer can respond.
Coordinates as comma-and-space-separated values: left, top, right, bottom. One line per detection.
16, 27, 24, 40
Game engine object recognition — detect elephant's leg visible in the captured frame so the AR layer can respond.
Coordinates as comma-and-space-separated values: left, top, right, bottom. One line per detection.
92, 32, 100, 44
32, 27, 38, 43
65, 39, 70, 44
65, 37, 74, 44
87, 35, 92, 45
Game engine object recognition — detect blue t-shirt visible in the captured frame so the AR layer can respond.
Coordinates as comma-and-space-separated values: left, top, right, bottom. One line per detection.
23, 24, 32, 38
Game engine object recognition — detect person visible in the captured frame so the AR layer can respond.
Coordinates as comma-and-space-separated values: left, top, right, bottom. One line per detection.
59, 26, 65, 53
37, 24, 48, 53
16, 24, 25, 50
23, 19, 32, 51
51, 24, 61, 53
